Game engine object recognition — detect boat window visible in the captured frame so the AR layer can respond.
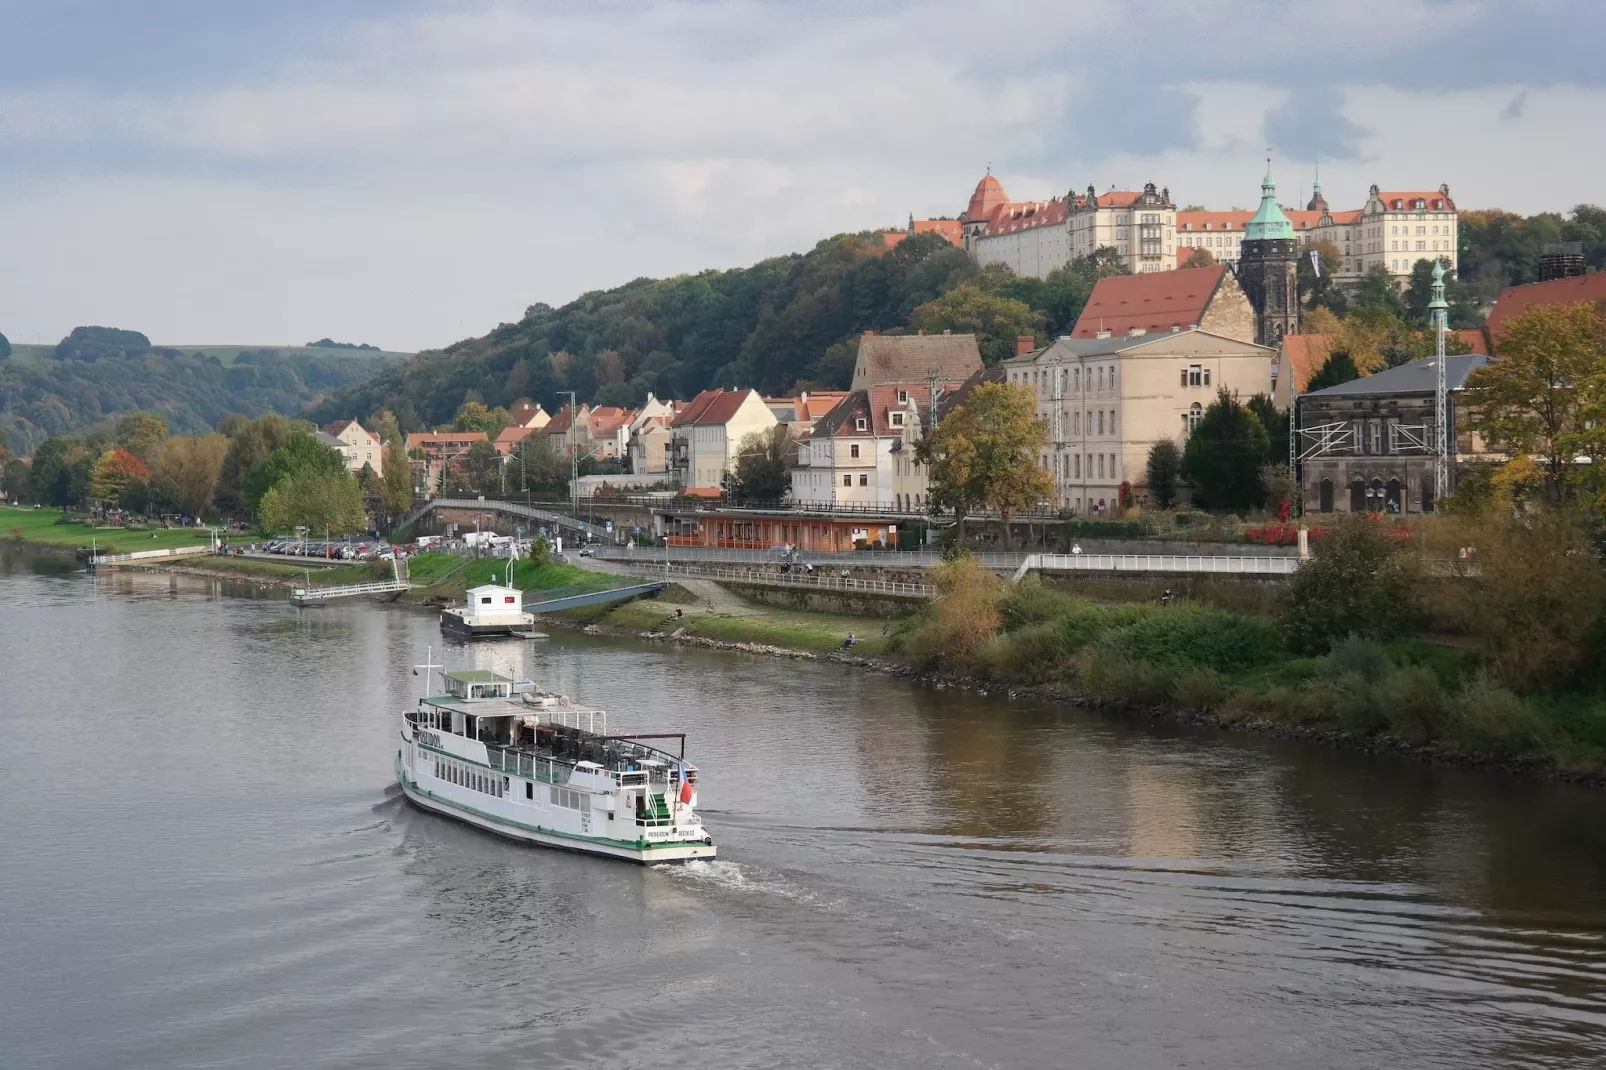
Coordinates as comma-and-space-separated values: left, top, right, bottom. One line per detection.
526, 782, 533, 800
480, 597, 492, 604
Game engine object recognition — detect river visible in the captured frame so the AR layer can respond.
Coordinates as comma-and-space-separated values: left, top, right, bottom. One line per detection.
2, 554, 1605, 1069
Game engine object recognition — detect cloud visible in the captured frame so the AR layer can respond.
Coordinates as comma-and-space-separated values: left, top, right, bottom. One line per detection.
0, 0, 1601, 349
1263, 88, 1372, 163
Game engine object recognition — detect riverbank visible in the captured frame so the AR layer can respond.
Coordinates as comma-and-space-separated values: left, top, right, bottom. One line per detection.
23, 507, 1602, 785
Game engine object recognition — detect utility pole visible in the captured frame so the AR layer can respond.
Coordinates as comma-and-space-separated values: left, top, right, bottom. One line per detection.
561, 390, 579, 518
1428, 260, 1450, 507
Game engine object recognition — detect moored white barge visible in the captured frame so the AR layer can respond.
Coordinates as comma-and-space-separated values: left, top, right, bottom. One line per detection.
396, 665, 716, 864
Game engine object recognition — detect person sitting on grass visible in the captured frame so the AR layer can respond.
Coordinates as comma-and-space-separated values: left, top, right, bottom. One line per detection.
841, 632, 858, 650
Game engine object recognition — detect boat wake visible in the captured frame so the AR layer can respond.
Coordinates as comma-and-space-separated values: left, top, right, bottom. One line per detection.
658, 859, 816, 903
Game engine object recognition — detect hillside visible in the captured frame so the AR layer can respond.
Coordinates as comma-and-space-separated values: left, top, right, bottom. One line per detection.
0, 340, 408, 455
307, 231, 1054, 429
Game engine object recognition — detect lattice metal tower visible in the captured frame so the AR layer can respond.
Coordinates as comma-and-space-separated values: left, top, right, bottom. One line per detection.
1427, 261, 1449, 504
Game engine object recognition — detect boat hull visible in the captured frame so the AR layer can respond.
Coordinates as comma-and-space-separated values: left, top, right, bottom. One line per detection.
397, 763, 716, 865
438, 611, 533, 640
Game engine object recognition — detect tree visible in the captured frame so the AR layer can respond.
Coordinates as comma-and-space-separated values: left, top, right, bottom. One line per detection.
1246, 393, 1289, 465
729, 425, 793, 503
89, 448, 151, 505
1463, 301, 1606, 500
2, 458, 30, 502
920, 381, 1051, 544
114, 412, 168, 466
1278, 514, 1417, 654
1144, 439, 1181, 508
55, 325, 151, 361
1179, 247, 1215, 269
510, 436, 568, 494
218, 413, 293, 514
258, 467, 366, 536
1071, 246, 1131, 282
1304, 351, 1361, 392
153, 435, 227, 518
242, 431, 345, 511
367, 409, 403, 448
356, 461, 378, 493
1181, 390, 1268, 512
452, 400, 511, 438
379, 439, 413, 515
459, 440, 504, 495
1351, 264, 1406, 318
30, 437, 88, 507
908, 286, 1043, 366
1296, 241, 1347, 315
0, 330, 10, 359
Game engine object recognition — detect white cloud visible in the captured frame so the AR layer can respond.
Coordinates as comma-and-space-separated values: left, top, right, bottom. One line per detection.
0, 0, 1601, 350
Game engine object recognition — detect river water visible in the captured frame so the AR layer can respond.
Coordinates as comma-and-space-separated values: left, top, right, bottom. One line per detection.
2, 555, 1605, 1069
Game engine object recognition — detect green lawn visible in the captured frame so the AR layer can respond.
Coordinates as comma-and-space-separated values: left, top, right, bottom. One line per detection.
2, 507, 219, 553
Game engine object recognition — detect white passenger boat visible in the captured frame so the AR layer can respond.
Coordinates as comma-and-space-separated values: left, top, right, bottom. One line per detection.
395, 658, 716, 864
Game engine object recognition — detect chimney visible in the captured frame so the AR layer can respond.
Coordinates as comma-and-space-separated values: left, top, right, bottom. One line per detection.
1127, 327, 1146, 337
1014, 335, 1036, 356
1095, 329, 1112, 340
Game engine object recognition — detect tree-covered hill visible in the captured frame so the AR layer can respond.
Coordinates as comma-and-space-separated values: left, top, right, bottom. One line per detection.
308, 232, 1110, 431
0, 339, 405, 456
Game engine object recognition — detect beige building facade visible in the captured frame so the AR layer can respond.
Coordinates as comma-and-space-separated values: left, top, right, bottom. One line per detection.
1001, 331, 1275, 512
962, 174, 1179, 278
790, 385, 932, 510
669, 389, 778, 490
324, 419, 383, 477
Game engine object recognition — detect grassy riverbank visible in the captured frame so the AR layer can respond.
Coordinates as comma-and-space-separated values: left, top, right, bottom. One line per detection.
2, 506, 216, 554
887, 557, 1606, 778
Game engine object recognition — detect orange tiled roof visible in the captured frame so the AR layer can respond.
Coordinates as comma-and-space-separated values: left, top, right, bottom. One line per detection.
1375, 189, 1456, 212
1070, 266, 1227, 339
1176, 210, 1251, 234
671, 389, 721, 428
1486, 273, 1606, 342
857, 332, 982, 387
493, 425, 532, 454
965, 174, 1011, 222
1452, 329, 1490, 355
982, 198, 1068, 238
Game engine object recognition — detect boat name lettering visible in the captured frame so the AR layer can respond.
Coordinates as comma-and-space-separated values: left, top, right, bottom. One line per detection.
419, 730, 441, 748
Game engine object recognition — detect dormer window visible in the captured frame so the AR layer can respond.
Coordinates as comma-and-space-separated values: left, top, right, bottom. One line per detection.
890, 412, 904, 427
855, 417, 867, 432
897, 390, 908, 403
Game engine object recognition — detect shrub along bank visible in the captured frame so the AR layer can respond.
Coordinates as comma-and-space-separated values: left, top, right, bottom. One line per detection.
888, 527, 1606, 777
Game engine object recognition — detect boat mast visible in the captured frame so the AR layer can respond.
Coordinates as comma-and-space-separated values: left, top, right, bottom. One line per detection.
413, 645, 441, 695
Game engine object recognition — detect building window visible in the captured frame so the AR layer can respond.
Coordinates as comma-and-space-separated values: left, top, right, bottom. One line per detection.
858, 474, 868, 486
1074, 455, 1081, 477
1188, 402, 1203, 432
890, 412, 904, 427
843, 475, 851, 487
849, 444, 860, 459
897, 390, 908, 403
1188, 365, 1203, 387
1097, 410, 1104, 434
855, 418, 867, 431
1098, 454, 1105, 478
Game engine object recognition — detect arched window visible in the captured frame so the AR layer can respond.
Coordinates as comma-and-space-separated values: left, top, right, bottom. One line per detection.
1319, 478, 1334, 513
1187, 402, 1203, 432
1349, 479, 1365, 512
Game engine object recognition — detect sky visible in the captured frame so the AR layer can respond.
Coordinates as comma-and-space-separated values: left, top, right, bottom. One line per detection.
2, 0, 1603, 352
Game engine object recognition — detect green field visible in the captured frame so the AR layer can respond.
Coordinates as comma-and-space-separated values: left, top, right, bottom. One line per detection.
2, 507, 219, 553
562, 591, 897, 656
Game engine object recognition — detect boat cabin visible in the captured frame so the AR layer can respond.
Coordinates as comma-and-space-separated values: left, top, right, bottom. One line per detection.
464, 583, 524, 618
443, 669, 513, 700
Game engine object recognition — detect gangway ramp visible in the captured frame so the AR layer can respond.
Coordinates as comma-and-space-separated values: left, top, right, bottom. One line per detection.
290, 579, 412, 607
524, 581, 668, 614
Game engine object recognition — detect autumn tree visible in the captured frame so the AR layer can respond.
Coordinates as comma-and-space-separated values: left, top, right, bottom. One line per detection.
153, 435, 228, 518
920, 381, 1050, 545
908, 286, 1043, 366
1351, 264, 1407, 318
1181, 390, 1268, 512
1144, 439, 1181, 508
89, 448, 151, 505
728, 425, 793, 504
1296, 241, 1347, 315
367, 409, 403, 448
1179, 247, 1215, 269
1463, 301, 1606, 500
114, 412, 168, 466
379, 438, 413, 515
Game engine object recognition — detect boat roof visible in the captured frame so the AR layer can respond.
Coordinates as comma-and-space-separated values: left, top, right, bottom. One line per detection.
444, 669, 511, 683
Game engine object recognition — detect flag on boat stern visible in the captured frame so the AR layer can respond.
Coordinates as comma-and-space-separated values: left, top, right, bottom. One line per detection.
678, 763, 694, 805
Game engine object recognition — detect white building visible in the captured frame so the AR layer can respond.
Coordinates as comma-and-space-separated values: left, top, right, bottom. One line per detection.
789, 385, 932, 510
668, 389, 777, 490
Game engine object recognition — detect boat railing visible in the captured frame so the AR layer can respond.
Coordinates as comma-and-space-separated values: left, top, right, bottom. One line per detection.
484, 746, 573, 784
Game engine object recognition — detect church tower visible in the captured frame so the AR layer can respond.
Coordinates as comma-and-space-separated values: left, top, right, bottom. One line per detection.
1236, 166, 1301, 346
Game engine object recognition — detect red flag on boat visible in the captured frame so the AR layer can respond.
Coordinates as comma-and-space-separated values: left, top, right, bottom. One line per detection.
679, 777, 693, 805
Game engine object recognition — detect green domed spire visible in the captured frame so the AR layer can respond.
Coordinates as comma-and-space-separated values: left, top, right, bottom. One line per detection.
1246, 161, 1296, 241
